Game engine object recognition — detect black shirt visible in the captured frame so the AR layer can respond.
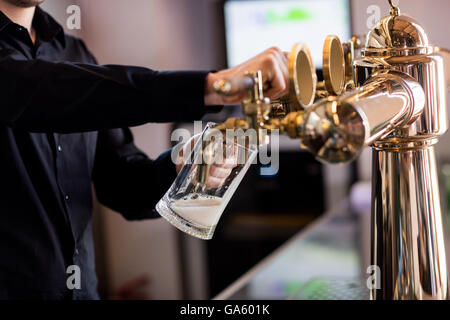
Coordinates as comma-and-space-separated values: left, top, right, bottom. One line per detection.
0, 7, 218, 299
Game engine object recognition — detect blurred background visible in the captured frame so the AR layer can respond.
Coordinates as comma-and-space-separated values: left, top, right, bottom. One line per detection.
40, 0, 450, 299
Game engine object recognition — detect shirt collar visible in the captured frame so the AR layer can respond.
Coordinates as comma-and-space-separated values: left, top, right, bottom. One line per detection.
0, 6, 65, 47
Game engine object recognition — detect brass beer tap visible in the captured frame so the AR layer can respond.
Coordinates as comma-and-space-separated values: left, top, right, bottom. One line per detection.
209, 0, 450, 299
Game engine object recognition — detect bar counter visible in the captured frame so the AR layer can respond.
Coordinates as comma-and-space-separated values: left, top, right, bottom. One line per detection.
215, 200, 373, 300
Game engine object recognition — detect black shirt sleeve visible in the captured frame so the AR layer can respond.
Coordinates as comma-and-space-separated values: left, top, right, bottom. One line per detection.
92, 127, 176, 220
0, 55, 218, 133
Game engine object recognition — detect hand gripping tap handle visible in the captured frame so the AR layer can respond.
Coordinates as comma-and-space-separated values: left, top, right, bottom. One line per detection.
213, 71, 270, 99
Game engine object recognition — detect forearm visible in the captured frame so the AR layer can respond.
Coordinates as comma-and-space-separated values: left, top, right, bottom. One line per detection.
0, 57, 219, 133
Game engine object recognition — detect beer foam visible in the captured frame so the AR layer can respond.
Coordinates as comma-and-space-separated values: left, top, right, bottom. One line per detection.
171, 195, 224, 227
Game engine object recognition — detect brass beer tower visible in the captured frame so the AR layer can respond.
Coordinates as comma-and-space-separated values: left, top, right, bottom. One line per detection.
361, 2, 448, 300
205, 1, 450, 299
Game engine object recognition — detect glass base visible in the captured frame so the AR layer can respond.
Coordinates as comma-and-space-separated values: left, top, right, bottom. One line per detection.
156, 195, 216, 240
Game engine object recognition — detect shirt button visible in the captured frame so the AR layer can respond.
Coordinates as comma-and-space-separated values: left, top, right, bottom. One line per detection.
57, 145, 63, 152
64, 195, 70, 201
74, 248, 79, 255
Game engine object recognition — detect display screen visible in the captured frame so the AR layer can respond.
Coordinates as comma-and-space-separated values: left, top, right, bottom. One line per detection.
224, 0, 351, 69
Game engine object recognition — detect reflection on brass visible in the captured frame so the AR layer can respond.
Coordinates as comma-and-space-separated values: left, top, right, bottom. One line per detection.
388, 0, 400, 16
275, 43, 318, 112
342, 36, 363, 90
314, 35, 360, 101
211, 1, 449, 299
289, 44, 317, 109
268, 102, 288, 119
315, 81, 329, 100
323, 35, 345, 95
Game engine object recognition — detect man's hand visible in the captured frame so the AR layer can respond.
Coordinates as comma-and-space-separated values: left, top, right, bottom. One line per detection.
175, 135, 238, 189
204, 151, 238, 189
204, 47, 288, 105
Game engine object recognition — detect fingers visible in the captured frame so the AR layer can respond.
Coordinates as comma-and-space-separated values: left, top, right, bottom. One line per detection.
206, 176, 225, 189
261, 47, 289, 99
209, 165, 232, 179
275, 48, 289, 80
221, 156, 238, 169
206, 157, 237, 188
264, 61, 287, 99
222, 90, 248, 105
209, 46, 289, 104
221, 143, 238, 168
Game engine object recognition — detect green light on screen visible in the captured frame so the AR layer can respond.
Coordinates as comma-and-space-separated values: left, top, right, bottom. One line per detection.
267, 7, 313, 24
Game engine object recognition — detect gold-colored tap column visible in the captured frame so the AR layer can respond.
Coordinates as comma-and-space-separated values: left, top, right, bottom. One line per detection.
354, 1, 449, 300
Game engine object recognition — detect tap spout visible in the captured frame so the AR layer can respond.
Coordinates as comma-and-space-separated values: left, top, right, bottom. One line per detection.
280, 70, 425, 163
